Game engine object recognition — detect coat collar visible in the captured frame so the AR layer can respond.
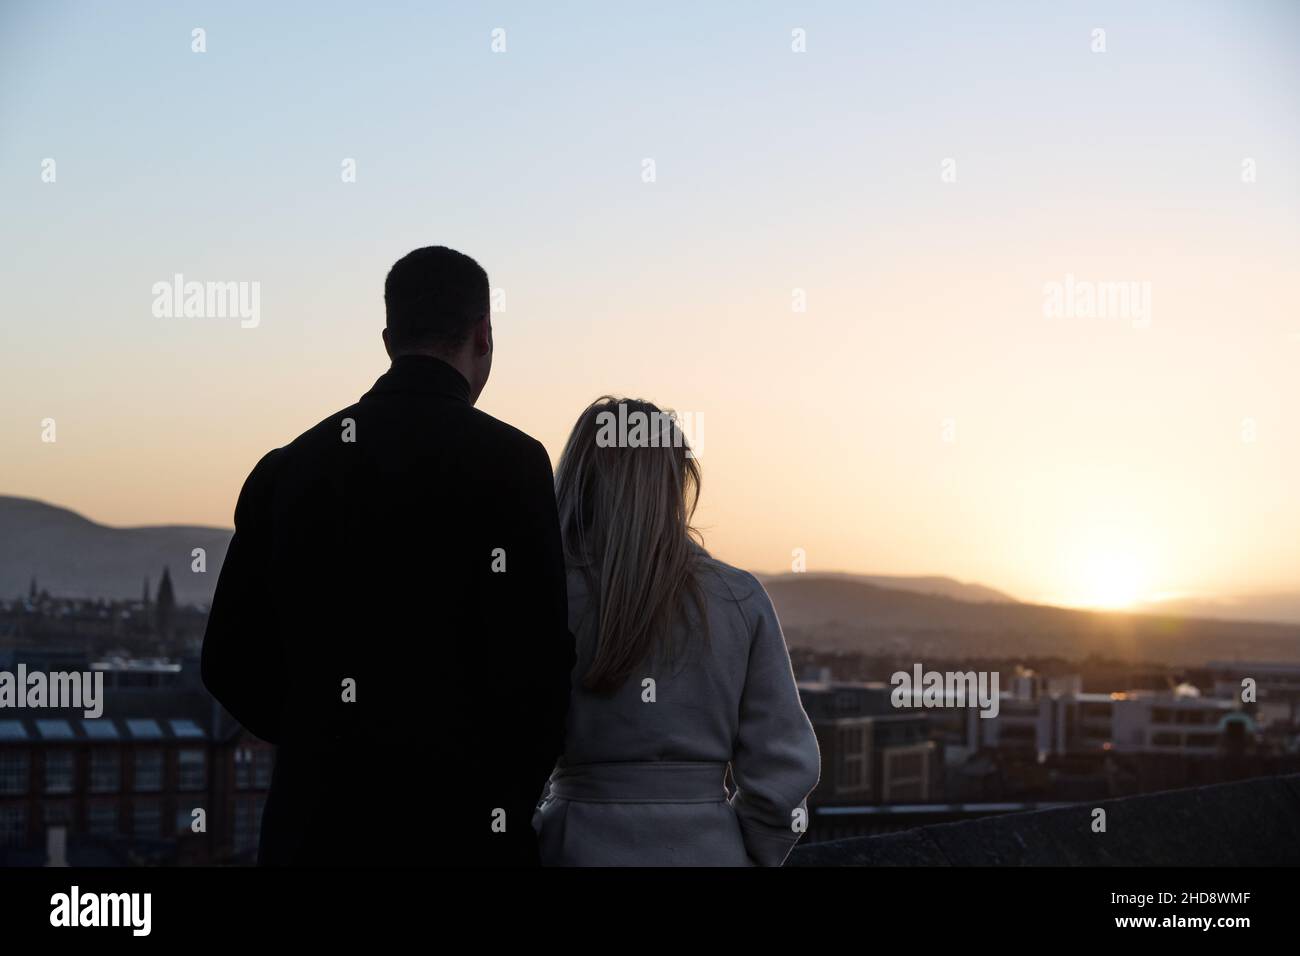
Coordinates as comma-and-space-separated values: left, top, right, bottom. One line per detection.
367, 354, 471, 404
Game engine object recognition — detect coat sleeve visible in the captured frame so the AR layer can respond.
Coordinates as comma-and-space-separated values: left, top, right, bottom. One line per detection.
201, 449, 286, 743
510, 438, 575, 789
479, 437, 575, 861
729, 576, 821, 866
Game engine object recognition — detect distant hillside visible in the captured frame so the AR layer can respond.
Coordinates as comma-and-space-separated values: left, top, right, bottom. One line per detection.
6, 495, 1299, 664
763, 575, 1300, 665
1137, 592, 1300, 627
0, 496, 231, 605
758, 571, 1015, 605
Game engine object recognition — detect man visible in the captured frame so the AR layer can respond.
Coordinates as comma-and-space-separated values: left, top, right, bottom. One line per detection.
202, 246, 574, 866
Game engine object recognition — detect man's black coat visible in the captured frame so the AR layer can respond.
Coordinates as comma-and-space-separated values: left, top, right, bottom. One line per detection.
201, 355, 574, 866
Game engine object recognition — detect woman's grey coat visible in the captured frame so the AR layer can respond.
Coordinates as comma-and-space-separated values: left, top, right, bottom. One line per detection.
534, 557, 821, 866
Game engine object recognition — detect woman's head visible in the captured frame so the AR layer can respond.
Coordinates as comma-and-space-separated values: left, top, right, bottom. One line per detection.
555, 397, 708, 693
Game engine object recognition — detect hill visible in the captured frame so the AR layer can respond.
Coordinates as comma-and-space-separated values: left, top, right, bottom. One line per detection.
758, 571, 1014, 604
762, 574, 1300, 664
4, 495, 1298, 664
0, 496, 231, 606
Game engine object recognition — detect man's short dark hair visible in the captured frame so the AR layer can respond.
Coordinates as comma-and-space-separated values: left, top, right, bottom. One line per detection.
384, 246, 489, 354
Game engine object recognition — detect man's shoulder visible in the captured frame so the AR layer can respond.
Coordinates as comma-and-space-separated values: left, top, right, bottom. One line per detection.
236, 401, 362, 483
248, 400, 549, 484
462, 405, 548, 459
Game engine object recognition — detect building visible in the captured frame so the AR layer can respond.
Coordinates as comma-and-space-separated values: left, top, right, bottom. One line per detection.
965, 678, 1248, 760
0, 652, 272, 865
797, 682, 942, 806
1209, 660, 1300, 728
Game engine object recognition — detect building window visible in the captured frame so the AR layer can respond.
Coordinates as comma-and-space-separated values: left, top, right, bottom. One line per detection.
891, 751, 924, 778
134, 750, 163, 792
44, 750, 75, 794
0, 805, 26, 848
253, 749, 273, 788
87, 802, 120, 838
132, 800, 161, 839
0, 752, 29, 795
235, 748, 252, 790
177, 749, 206, 791
90, 749, 120, 793
235, 748, 272, 790
835, 724, 868, 790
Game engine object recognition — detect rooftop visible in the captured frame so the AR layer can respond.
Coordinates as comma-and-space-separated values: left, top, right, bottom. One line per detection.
789, 773, 1300, 866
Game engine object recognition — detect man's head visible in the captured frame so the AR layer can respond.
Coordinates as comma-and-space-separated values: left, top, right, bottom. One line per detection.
383, 246, 493, 403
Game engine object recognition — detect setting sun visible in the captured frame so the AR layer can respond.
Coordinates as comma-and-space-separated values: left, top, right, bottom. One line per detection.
1070, 551, 1151, 610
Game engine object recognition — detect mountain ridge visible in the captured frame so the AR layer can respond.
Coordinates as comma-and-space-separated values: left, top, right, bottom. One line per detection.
1, 495, 232, 605
756, 571, 1016, 605
761, 574, 1300, 664
4, 496, 1299, 666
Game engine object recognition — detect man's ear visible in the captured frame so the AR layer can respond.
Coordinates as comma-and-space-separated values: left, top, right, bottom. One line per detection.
473, 315, 492, 356
382, 328, 393, 359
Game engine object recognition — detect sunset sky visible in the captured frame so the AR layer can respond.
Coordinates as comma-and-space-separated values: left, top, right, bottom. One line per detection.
2, 1, 1298, 610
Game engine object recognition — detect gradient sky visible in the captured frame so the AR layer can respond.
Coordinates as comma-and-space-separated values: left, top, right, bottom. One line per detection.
2, 1, 1298, 609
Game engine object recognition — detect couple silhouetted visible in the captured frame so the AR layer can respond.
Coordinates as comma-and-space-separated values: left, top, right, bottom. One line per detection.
201, 246, 820, 867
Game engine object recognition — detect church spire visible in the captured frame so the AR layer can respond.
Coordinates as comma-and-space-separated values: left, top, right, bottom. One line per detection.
156, 567, 176, 639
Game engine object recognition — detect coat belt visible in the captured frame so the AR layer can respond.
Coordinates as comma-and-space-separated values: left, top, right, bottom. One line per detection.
548, 761, 730, 804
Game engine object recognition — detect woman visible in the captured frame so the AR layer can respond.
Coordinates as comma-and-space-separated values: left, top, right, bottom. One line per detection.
534, 397, 821, 866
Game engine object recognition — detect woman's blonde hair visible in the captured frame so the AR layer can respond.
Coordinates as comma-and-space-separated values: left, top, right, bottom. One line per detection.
554, 397, 709, 694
